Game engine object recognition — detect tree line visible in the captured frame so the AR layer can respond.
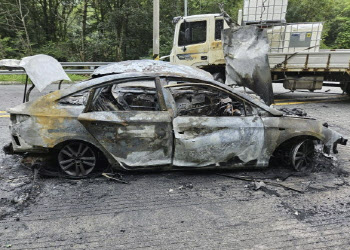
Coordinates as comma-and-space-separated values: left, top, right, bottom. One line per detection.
0, 0, 349, 62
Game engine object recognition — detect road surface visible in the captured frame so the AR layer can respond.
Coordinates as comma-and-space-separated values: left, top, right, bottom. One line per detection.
1, 84, 350, 249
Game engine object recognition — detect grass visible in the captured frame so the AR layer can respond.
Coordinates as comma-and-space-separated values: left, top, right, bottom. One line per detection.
0, 74, 89, 83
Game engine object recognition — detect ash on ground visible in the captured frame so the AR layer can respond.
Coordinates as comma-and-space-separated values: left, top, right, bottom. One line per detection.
279, 107, 307, 117
0, 145, 41, 220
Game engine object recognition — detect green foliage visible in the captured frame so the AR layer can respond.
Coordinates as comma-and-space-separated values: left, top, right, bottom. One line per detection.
288, 0, 350, 49
325, 0, 350, 49
0, 74, 88, 83
0, 74, 28, 83
33, 41, 79, 61
0, 37, 17, 58
0, 0, 349, 62
287, 0, 334, 23
187, 0, 242, 19
334, 20, 350, 48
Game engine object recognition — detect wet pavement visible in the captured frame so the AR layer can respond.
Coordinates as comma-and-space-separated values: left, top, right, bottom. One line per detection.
1, 83, 350, 249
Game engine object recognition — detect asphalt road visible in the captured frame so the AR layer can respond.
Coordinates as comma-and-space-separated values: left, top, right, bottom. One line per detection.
1, 83, 350, 249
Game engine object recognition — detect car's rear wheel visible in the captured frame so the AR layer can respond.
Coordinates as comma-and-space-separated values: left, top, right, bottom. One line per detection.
290, 139, 315, 172
57, 141, 97, 178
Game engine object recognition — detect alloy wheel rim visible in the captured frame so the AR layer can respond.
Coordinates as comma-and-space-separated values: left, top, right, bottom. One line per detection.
58, 142, 96, 177
292, 140, 315, 171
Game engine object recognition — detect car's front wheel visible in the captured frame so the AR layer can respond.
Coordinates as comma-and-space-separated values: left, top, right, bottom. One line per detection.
57, 141, 98, 178
290, 139, 316, 172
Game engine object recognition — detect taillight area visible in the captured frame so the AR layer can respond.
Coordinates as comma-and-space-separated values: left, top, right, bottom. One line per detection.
10, 114, 16, 123
10, 114, 30, 124
12, 135, 20, 146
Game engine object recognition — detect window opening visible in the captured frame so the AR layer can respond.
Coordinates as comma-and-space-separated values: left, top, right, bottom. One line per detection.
179, 21, 207, 46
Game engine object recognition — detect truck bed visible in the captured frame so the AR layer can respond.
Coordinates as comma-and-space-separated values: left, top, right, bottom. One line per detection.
269, 50, 350, 73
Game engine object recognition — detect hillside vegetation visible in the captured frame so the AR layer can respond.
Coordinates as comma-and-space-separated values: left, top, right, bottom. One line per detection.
0, 0, 349, 62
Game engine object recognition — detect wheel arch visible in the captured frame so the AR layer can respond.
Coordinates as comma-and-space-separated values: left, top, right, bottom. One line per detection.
53, 138, 101, 151
52, 138, 112, 166
269, 134, 321, 168
271, 134, 321, 158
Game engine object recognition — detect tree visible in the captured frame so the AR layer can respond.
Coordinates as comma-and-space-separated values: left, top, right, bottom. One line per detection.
0, 0, 32, 55
0, 0, 348, 61
325, 0, 350, 49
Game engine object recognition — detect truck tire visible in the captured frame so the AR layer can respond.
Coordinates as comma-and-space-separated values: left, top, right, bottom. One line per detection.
341, 82, 350, 96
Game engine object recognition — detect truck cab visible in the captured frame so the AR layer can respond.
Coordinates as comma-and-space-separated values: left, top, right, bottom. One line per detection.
170, 14, 229, 79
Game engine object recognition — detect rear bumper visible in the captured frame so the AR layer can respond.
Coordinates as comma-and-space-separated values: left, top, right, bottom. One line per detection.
10, 133, 49, 154
9, 114, 49, 154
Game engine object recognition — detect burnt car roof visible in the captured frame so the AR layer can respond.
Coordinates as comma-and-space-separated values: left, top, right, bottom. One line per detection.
92, 60, 214, 80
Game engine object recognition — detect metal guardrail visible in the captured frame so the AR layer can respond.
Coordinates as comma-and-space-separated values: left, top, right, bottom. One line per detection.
0, 62, 114, 75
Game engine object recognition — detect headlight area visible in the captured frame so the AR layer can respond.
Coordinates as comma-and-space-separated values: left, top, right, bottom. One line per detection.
10, 114, 30, 124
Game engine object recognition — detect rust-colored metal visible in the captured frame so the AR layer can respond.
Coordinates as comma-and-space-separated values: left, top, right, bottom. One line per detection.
326, 53, 332, 71
304, 54, 309, 70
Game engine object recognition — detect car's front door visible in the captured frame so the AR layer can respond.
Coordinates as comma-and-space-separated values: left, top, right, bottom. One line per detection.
78, 79, 173, 168
166, 83, 266, 167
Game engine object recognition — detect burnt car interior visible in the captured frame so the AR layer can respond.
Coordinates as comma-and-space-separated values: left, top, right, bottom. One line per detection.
91, 81, 160, 112
168, 85, 250, 117
59, 78, 257, 118
59, 90, 89, 106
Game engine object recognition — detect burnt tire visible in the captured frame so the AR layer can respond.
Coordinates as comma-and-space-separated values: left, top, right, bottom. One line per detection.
57, 141, 99, 178
290, 139, 316, 172
341, 82, 350, 96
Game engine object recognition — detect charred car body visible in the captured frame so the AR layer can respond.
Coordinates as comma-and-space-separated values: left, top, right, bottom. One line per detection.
7, 60, 347, 177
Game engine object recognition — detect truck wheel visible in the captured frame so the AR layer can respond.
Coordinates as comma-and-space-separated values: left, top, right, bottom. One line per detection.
341, 82, 350, 95
212, 72, 225, 84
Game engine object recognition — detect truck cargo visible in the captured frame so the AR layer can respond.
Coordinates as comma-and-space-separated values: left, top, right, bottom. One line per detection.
169, 0, 350, 97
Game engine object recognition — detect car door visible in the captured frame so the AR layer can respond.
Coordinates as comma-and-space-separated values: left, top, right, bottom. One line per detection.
77, 78, 173, 168
165, 83, 266, 167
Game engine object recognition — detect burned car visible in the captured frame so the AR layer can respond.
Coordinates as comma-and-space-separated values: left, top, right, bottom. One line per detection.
7, 60, 347, 177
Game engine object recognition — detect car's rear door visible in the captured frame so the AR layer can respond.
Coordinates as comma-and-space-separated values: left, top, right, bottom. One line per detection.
77, 78, 173, 168
165, 83, 266, 167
